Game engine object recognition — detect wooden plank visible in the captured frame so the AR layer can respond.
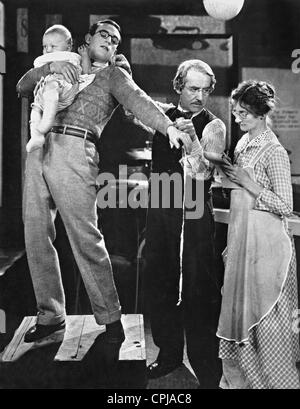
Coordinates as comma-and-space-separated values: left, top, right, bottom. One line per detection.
54, 315, 85, 361
1, 314, 145, 363
1, 316, 34, 361
0, 314, 147, 388
54, 315, 105, 361
55, 314, 145, 362
76, 315, 106, 360
120, 314, 145, 361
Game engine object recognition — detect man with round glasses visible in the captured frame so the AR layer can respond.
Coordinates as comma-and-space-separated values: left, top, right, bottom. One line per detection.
94, 28, 120, 46
16, 19, 191, 346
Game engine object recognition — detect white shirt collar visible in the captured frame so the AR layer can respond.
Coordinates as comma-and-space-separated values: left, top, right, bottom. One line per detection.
91, 61, 109, 72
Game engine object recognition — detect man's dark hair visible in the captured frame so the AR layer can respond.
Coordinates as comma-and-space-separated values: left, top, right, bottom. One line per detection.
89, 19, 121, 37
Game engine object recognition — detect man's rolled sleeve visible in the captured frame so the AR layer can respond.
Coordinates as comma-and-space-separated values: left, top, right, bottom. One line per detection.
16, 63, 52, 97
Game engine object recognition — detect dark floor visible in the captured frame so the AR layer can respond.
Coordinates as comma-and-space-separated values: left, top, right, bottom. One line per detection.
1, 206, 300, 389
144, 318, 199, 389
0, 313, 199, 389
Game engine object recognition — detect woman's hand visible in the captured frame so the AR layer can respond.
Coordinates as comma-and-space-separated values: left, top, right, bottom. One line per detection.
222, 165, 264, 197
222, 165, 252, 188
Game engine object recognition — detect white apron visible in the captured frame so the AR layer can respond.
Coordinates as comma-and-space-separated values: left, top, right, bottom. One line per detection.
217, 142, 292, 343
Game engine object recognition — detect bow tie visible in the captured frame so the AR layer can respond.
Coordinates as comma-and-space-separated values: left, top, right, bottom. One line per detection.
176, 109, 193, 119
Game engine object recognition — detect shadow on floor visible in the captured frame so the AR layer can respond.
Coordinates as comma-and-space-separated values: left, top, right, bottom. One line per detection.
147, 364, 199, 389
143, 317, 199, 389
0, 315, 199, 389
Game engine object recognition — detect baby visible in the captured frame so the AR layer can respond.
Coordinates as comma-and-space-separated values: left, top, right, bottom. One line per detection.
27, 24, 94, 152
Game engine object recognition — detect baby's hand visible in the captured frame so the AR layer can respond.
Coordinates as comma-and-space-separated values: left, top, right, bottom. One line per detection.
78, 44, 89, 57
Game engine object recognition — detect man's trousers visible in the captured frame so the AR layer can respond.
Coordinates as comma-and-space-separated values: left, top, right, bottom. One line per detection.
23, 132, 121, 325
145, 199, 222, 388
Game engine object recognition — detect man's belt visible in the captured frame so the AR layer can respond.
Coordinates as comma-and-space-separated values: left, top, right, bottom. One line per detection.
50, 125, 97, 144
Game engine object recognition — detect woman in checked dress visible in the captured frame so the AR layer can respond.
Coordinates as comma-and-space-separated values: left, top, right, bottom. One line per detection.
217, 80, 300, 389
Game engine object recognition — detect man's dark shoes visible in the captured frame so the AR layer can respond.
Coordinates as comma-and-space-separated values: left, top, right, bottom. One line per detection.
24, 321, 66, 344
104, 320, 125, 344
147, 360, 183, 379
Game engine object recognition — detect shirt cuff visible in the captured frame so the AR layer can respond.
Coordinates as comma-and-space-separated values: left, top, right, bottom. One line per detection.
187, 138, 202, 157
165, 121, 175, 138
180, 145, 203, 173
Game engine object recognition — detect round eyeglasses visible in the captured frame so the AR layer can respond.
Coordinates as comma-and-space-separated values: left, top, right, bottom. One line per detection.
95, 29, 120, 46
232, 109, 252, 120
186, 86, 212, 96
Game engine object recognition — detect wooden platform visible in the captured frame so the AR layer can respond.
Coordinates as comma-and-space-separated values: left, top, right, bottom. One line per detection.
0, 314, 146, 388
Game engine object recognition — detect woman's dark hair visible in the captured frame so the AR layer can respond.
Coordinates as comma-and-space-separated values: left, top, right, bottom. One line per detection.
231, 80, 276, 116
88, 19, 121, 37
